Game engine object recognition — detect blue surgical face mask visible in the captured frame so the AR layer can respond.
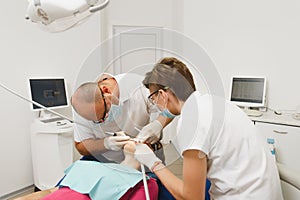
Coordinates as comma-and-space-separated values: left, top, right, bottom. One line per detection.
160, 108, 177, 118
155, 93, 177, 119
104, 104, 122, 123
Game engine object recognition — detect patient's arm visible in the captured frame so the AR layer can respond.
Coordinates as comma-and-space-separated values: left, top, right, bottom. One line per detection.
121, 141, 140, 169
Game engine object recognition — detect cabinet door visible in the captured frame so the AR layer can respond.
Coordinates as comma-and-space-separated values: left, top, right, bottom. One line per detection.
255, 122, 300, 171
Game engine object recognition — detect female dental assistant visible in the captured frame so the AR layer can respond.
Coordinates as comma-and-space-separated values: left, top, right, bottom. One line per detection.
134, 57, 283, 200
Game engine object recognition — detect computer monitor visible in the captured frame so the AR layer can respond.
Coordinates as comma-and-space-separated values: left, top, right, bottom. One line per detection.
29, 78, 69, 111
229, 76, 267, 108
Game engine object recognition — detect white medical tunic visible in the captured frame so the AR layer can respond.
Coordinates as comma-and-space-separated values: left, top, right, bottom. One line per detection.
73, 73, 157, 163
175, 92, 283, 200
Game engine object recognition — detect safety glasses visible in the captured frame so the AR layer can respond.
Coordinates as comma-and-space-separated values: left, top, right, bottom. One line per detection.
92, 87, 107, 124
147, 86, 169, 105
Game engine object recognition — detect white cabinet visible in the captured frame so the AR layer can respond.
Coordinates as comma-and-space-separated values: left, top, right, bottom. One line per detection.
255, 122, 300, 171
254, 120, 300, 200
30, 118, 74, 190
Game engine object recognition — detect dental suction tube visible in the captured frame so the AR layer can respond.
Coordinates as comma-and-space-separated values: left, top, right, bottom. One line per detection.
0, 82, 93, 130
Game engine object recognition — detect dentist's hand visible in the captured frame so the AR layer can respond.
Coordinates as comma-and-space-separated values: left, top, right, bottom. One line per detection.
134, 143, 162, 171
104, 131, 130, 151
136, 120, 163, 144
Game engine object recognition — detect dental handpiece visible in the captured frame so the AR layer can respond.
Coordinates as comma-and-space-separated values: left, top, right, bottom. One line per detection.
105, 131, 142, 143
105, 132, 117, 136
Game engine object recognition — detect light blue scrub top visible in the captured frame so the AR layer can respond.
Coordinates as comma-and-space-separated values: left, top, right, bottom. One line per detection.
59, 160, 143, 200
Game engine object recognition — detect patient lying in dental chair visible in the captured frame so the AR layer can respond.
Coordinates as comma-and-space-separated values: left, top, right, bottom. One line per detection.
15, 141, 158, 200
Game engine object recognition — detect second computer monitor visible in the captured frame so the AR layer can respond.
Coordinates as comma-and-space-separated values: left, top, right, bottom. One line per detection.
230, 76, 267, 108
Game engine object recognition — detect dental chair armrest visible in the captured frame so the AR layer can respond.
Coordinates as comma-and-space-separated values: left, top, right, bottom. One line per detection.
277, 162, 300, 190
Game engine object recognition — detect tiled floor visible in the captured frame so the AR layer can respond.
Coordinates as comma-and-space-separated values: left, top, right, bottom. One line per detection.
163, 142, 183, 179
7, 187, 34, 200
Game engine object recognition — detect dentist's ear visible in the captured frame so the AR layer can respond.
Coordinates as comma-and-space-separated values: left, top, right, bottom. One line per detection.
100, 85, 111, 94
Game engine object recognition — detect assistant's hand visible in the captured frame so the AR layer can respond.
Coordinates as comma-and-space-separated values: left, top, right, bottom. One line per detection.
104, 131, 130, 151
134, 143, 162, 171
136, 120, 163, 144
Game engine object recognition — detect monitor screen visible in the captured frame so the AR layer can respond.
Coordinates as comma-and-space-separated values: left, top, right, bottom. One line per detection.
230, 76, 267, 108
29, 78, 69, 110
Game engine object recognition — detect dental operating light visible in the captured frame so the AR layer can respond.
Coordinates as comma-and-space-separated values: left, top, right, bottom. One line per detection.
25, 0, 110, 33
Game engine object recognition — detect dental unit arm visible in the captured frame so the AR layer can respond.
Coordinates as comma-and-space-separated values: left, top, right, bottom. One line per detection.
0, 82, 143, 144
0, 82, 81, 125
0, 82, 141, 142
25, 0, 110, 33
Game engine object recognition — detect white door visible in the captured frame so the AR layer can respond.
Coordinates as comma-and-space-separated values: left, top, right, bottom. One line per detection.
112, 25, 163, 74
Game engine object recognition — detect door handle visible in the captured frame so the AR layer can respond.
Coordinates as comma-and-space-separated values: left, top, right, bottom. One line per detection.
273, 130, 288, 134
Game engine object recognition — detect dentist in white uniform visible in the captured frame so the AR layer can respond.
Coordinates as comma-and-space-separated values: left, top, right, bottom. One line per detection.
71, 72, 170, 163
71, 72, 175, 200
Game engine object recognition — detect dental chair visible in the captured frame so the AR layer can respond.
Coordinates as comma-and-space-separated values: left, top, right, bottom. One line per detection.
277, 163, 300, 199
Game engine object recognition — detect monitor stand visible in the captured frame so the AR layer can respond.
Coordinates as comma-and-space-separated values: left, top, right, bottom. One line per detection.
38, 110, 63, 123
243, 107, 263, 117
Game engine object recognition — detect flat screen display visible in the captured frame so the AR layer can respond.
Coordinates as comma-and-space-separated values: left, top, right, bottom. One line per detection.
230, 77, 266, 107
29, 78, 68, 110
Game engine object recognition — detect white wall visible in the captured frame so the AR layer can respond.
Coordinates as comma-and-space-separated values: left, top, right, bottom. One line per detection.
0, 1, 101, 196
183, 0, 300, 111
102, 0, 183, 39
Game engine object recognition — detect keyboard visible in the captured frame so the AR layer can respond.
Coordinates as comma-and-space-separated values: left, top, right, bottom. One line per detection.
244, 109, 263, 117
40, 117, 64, 123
